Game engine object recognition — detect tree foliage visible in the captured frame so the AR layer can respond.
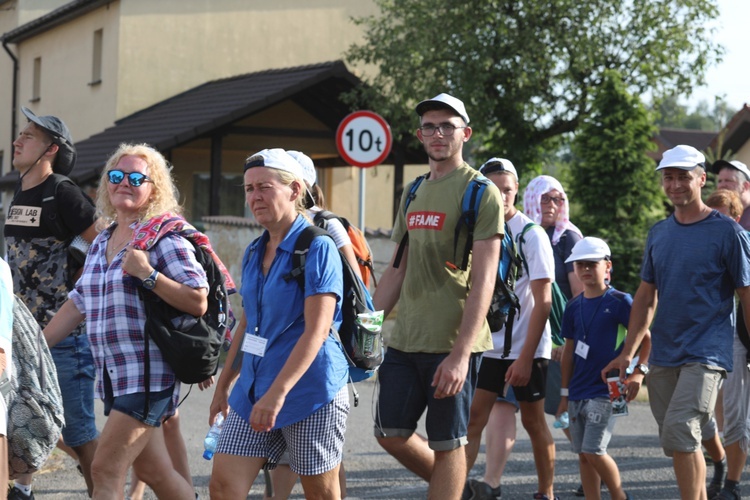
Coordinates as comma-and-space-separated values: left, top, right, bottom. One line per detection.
654, 95, 736, 132
570, 70, 666, 294
346, 0, 722, 172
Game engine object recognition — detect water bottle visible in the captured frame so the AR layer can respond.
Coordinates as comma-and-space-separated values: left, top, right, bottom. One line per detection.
553, 411, 569, 429
203, 413, 225, 460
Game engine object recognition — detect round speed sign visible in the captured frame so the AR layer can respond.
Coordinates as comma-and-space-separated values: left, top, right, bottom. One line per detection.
336, 111, 392, 168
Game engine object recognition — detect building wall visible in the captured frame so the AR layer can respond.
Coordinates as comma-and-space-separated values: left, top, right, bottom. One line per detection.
115, 0, 378, 121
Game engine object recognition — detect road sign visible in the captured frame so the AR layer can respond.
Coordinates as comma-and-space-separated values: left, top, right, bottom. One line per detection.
336, 111, 392, 168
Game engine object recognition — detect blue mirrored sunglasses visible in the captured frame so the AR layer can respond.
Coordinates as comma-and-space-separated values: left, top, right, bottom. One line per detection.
107, 169, 152, 187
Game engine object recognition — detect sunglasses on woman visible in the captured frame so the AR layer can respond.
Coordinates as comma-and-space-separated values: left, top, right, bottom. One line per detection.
107, 170, 152, 187
541, 194, 565, 206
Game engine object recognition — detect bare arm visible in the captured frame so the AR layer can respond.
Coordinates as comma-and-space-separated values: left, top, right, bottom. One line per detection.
557, 338, 575, 418
249, 293, 337, 432
209, 311, 246, 425
80, 222, 99, 244
432, 235, 501, 399
506, 278, 552, 387
372, 245, 408, 317
601, 280, 657, 382
122, 245, 208, 317
44, 299, 86, 348
339, 243, 363, 282
625, 329, 652, 402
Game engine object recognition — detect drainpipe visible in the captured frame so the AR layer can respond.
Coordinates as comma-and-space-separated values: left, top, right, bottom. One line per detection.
3, 38, 18, 168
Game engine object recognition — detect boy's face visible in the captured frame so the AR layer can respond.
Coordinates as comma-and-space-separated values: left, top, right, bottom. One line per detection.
573, 259, 611, 288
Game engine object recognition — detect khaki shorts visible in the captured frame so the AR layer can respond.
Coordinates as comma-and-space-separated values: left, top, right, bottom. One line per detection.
648, 363, 725, 455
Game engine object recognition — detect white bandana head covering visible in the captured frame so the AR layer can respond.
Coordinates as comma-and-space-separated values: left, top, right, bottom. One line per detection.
523, 175, 582, 245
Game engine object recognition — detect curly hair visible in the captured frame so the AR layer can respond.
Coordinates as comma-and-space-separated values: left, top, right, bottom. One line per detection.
95, 143, 182, 230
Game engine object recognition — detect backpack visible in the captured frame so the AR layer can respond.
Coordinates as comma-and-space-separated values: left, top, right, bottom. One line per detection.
313, 211, 376, 288
6, 295, 65, 478
518, 223, 568, 347
286, 226, 383, 377
394, 174, 521, 334
139, 238, 230, 410
40, 173, 95, 280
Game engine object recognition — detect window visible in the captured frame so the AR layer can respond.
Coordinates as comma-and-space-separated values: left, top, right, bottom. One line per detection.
30, 57, 41, 102
90, 29, 103, 86
192, 173, 245, 220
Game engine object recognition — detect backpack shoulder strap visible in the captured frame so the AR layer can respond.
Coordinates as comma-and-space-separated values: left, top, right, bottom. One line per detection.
454, 176, 490, 271
518, 222, 541, 277
42, 173, 77, 240
393, 173, 429, 268
284, 225, 330, 289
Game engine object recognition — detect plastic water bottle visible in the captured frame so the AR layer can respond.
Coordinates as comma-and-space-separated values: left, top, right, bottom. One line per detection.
203, 413, 225, 460
553, 411, 569, 429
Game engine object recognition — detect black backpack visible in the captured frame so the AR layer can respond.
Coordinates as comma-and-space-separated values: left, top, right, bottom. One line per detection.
285, 225, 383, 378
139, 238, 229, 410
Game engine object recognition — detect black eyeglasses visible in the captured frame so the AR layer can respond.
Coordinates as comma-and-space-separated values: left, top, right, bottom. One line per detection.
107, 170, 152, 187
418, 123, 466, 137
541, 194, 565, 206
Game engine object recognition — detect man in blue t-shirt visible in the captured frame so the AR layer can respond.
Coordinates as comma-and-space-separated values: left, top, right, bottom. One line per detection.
604, 145, 750, 500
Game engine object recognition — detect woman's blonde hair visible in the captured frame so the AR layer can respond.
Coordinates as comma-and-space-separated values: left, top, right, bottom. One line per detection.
95, 143, 182, 229
706, 189, 742, 220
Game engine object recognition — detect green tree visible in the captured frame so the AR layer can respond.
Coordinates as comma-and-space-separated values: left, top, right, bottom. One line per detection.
346, 0, 722, 173
570, 70, 666, 295
654, 95, 736, 131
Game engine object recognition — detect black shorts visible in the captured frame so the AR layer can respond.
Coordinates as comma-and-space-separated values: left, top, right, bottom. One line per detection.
476, 357, 549, 402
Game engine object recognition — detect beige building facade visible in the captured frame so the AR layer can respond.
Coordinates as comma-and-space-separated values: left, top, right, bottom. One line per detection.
1, 0, 426, 230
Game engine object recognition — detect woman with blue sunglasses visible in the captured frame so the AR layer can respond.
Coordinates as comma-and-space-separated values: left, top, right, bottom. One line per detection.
43, 143, 211, 499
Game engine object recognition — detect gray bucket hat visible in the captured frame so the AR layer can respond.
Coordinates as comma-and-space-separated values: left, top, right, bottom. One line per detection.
21, 107, 76, 175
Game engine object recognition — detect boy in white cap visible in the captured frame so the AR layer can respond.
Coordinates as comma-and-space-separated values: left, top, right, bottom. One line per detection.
557, 237, 650, 500
603, 145, 750, 499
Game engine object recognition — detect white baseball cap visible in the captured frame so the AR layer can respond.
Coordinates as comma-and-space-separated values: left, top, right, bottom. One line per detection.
712, 159, 750, 182
656, 145, 706, 171
244, 148, 303, 181
565, 237, 612, 263
287, 150, 316, 187
479, 157, 517, 180
415, 93, 470, 124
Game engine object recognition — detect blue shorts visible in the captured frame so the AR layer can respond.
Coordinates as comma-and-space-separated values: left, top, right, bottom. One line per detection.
569, 398, 616, 455
50, 330, 98, 447
102, 368, 175, 427
497, 385, 519, 411
374, 348, 481, 451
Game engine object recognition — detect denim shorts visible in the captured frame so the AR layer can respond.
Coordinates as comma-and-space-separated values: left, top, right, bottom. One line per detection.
569, 398, 617, 455
374, 348, 481, 451
102, 369, 175, 427
50, 331, 98, 447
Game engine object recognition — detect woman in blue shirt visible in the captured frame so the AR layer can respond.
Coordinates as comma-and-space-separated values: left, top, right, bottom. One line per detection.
209, 148, 349, 499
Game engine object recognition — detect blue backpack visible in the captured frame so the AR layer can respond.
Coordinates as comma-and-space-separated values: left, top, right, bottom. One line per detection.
394, 173, 521, 337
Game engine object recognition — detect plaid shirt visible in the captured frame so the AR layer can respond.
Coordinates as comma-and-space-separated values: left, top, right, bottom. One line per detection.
69, 224, 207, 399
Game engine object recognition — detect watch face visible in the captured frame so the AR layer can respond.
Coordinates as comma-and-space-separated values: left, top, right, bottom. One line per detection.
142, 278, 156, 290
637, 364, 649, 374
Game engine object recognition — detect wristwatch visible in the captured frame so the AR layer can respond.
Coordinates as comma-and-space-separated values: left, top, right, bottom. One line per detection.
141, 269, 159, 290
634, 363, 650, 375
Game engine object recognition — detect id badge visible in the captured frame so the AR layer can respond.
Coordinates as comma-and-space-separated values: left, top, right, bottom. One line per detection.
575, 341, 590, 359
242, 333, 268, 357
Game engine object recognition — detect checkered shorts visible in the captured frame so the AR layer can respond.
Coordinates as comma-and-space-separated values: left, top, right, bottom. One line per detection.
216, 386, 349, 475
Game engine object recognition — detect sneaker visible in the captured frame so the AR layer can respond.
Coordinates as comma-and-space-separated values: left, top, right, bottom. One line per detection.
532, 494, 560, 500
713, 486, 742, 500
709, 459, 728, 499
469, 479, 502, 499
8, 486, 35, 500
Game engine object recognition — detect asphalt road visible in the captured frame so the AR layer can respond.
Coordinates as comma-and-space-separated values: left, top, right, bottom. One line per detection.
29, 371, 748, 499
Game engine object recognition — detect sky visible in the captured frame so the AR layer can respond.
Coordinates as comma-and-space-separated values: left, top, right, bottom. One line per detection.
686, 0, 749, 112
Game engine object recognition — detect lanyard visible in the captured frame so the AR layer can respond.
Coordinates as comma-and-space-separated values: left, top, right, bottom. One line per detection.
578, 287, 611, 343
